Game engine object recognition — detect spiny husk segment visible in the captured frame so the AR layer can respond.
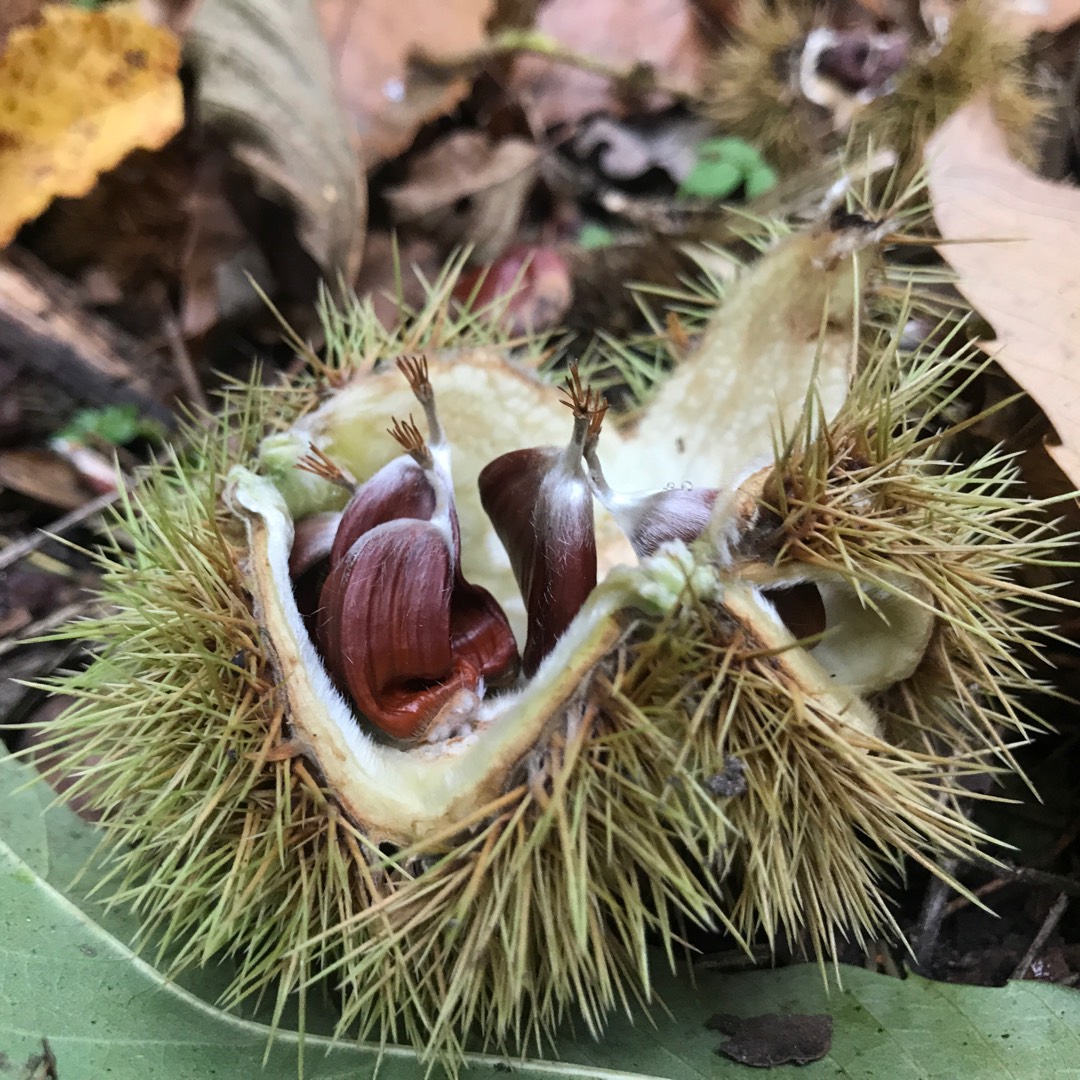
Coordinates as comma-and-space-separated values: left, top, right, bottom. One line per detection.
30, 228, 1073, 1067
677, 335, 1072, 958
312, 687, 733, 1057
39, 423, 736, 1059
746, 338, 1066, 769
594, 234, 1069, 959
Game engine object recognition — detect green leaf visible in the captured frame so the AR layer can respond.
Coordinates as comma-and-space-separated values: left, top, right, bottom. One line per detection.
3, 746, 1080, 1079
679, 160, 742, 199
679, 137, 778, 201
578, 222, 616, 249
55, 404, 164, 447
745, 164, 779, 200
695, 137, 759, 168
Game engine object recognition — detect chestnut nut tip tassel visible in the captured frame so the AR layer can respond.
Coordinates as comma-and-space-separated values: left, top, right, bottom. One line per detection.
396, 355, 445, 448
387, 415, 433, 470
295, 445, 356, 492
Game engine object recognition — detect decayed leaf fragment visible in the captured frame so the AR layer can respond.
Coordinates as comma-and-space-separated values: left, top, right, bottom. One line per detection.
0, 0, 43, 49
384, 132, 540, 261
0, 2, 183, 248
926, 97, 1080, 486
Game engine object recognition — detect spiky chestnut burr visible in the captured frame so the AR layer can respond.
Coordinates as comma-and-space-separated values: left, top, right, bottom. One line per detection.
27, 208, 1072, 1067
705, 0, 1043, 176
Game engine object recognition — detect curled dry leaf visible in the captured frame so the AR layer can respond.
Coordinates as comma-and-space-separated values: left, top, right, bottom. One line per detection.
316, 0, 496, 165
384, 132, 540, 262
572, 113, 712, 184
925, 97, 1080, 486
0, 3, 183, 249
186, 0, 366, 283
0, 449, 91, 511
508, 0, 709, 128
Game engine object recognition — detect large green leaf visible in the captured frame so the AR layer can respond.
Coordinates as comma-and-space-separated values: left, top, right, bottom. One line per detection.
2, 747, 1079, 1079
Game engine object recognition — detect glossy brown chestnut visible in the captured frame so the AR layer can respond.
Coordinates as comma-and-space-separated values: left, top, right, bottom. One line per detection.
312, 404, 518, 740
479, 369, 602, 676
288, 510, 342, 633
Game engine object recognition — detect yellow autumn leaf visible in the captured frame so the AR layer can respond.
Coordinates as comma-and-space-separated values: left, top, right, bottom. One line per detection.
0, 2, 183, 248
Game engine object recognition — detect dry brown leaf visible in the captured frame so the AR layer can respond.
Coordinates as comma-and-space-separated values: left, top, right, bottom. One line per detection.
0, 448, 95, 511
385, 132, 539, 261
0, 3, 183, 249
508, 0, 709, 129
926, 97, 1080, 485
572, 114, 711, 183
187, 0, 367, 284
36, 140, 248, 341
316, 0, 496, 164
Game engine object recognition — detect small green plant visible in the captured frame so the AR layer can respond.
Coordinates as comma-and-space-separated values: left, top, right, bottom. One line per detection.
578, 222, 616, 249
55, 404, 164, 447
679, 136, 778, 200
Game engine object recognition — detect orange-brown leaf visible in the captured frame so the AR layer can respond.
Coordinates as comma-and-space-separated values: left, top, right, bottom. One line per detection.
0, 2, 183, 248
926, 97, 1080, 486
316, 0, 495, 164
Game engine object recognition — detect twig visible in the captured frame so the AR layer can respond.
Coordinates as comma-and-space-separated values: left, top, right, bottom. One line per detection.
414, 29, 698, 105
1010, 892, 1070, 981
944, 859, 1080, 916
912, 772, 996, 971
911, 859, 959, 973
162, 308, 210, 415
0, 488, 121, 574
